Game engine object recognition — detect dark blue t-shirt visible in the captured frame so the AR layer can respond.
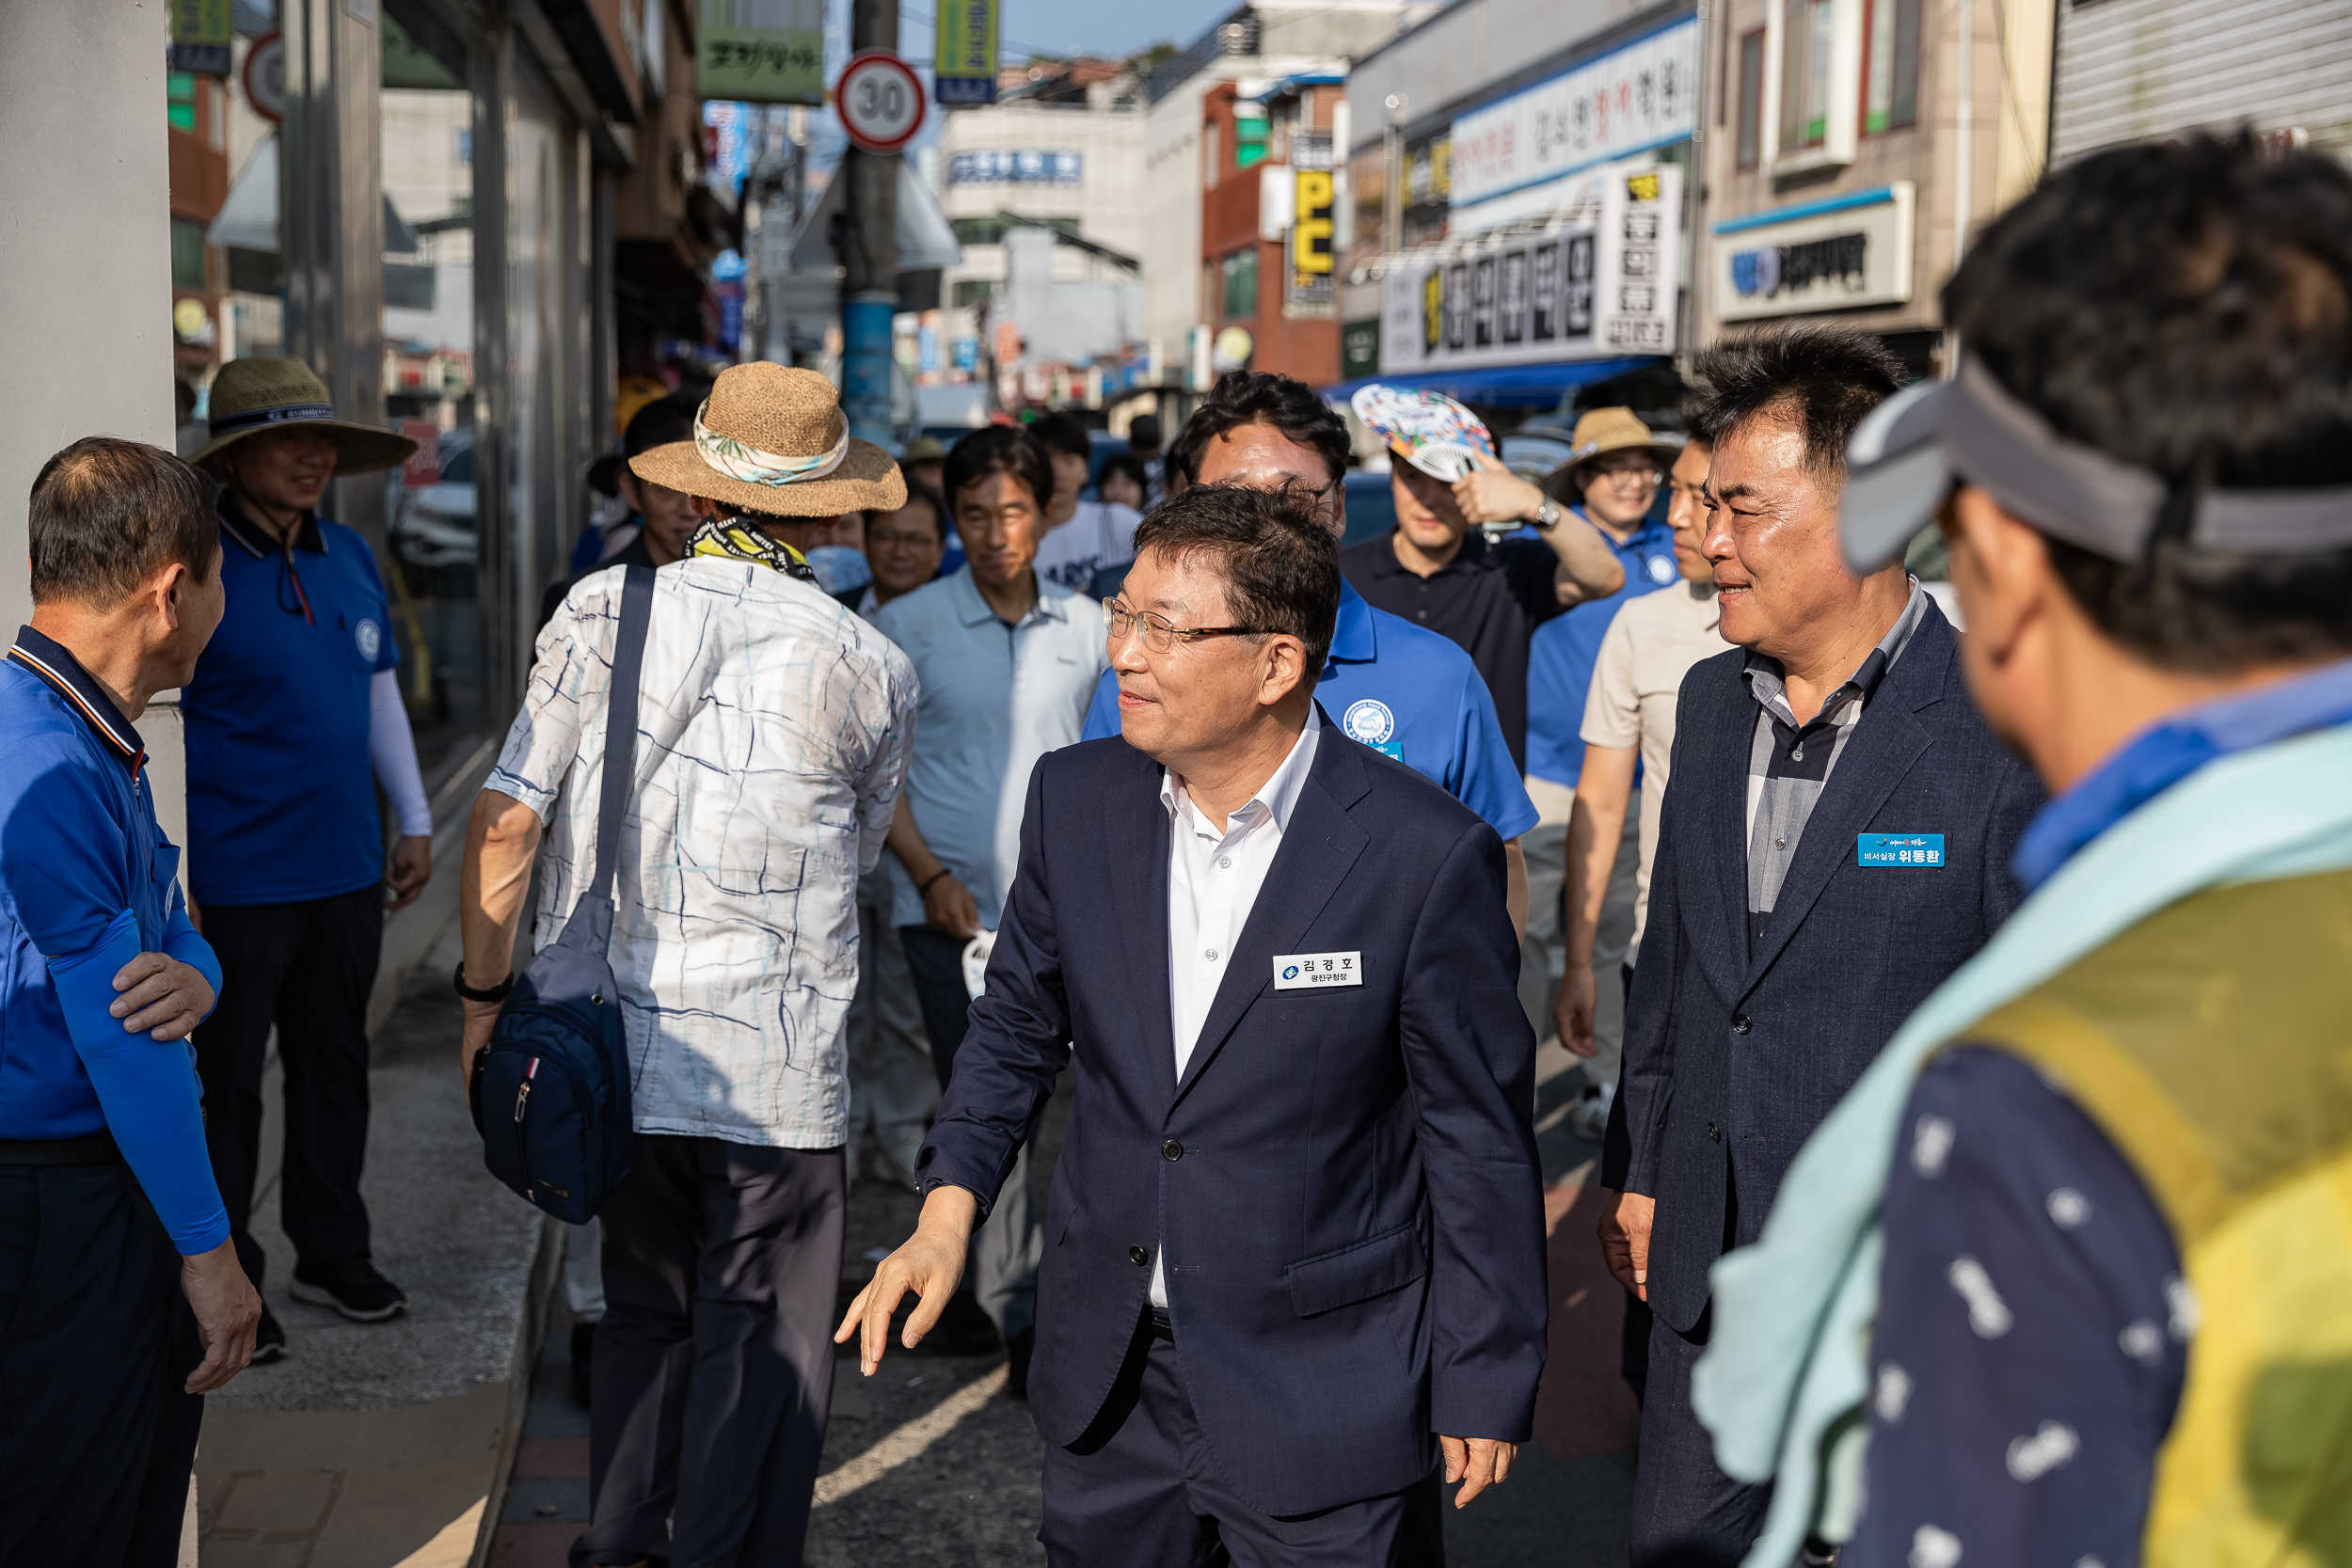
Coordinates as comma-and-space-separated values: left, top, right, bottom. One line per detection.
1523, 514, 1679, 789
183, 508, 399, 906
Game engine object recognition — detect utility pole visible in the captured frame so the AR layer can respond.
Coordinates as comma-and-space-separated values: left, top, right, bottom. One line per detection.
840, 0, 899, 447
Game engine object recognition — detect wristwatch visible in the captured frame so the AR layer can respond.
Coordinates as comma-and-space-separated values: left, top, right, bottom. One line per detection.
1532, 497, 1563, 531
453, 961, 515, 1004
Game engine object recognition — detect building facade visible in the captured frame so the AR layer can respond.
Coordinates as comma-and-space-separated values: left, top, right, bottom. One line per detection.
1691, 0, 2055, 375
1341, 0, 1702, 410
1141, 1, 1439, 411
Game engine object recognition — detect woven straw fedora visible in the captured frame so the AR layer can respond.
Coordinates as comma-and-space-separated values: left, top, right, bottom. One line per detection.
190, 356, 419, 476
1551, 406, 1682, 489
628, 363, 904, 517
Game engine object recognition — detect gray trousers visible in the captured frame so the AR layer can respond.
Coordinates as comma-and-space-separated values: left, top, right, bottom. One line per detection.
844, 900, 938, 1187
1520, 778, 1642, 1085
573, 1135, 845, 1568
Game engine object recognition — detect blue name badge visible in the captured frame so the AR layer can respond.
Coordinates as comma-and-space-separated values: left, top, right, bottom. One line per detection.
1859, 832, 1946, 868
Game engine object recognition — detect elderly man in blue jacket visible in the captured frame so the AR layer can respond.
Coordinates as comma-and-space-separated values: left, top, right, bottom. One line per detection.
0, 438, 261, 1565
841, 481, 1547, 1562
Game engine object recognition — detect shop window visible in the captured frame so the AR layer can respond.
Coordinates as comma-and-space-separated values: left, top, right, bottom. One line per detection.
1778, 0, 1835, 150
1735, 29, 1765, 169
170, 218, 209, 290
1220, 248, 1258, 320
1863, 0, 1922, 133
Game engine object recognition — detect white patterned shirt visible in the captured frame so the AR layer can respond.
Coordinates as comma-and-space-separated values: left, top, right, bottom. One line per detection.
489, 557, 918, 1148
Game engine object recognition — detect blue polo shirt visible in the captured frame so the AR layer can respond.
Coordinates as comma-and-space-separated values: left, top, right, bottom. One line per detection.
183, 507, 399, 906
1523, 513, 1680, 789
0, 629, 228, 1252
1081, 578, 1538, 841
874, 568, 1110, 929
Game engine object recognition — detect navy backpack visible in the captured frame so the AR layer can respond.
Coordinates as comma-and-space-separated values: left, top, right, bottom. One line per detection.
469, 565, 652, 1223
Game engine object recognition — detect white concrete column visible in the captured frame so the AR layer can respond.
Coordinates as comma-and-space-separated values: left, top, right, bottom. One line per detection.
0, 2, 187, 847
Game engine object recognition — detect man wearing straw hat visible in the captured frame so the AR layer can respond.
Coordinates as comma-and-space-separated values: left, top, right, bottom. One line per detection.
184, 357, 434, 1360
458, 362, 917, 1568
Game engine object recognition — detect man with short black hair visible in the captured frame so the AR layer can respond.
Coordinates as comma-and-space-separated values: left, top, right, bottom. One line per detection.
1083, 372, 1541, 924
0, 437, 261, 1564
845, 481, 1547, 1560
1695, 134, 2352, 1568
1602, 324, 2043, 1565
538, 393, 701, 628
1029, 411, 1142, 597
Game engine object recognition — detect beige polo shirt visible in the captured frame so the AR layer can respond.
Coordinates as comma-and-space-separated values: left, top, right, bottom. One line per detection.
1580, 579, 1735, 958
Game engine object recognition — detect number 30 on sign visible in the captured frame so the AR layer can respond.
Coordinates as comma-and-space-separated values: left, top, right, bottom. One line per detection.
836, 51, 926, 154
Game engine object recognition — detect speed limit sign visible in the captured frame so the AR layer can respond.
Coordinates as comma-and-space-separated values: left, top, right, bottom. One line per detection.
836, 51, 925, 154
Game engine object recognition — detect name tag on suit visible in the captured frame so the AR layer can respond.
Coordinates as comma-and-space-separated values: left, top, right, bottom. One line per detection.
1858, 832, 1946, 867
1274, 951, 1364, 990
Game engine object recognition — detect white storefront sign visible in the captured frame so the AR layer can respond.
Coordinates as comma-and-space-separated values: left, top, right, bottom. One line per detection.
1712, 182, 1914, 322
1448, 17, 1700, 211
1380, 164, 1681, 373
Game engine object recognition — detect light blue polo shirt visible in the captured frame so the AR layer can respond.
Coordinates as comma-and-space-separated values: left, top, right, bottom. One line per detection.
1524, 512, 1680, 789
1081, 578, 1538, 841
874, 567, 1109, 930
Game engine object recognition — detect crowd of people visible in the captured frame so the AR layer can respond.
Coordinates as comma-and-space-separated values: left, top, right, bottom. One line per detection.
5, 132, 2350, 1568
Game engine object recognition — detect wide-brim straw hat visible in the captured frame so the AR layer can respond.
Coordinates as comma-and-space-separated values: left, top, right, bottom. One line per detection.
190, 356, 419, 476
629, 363, 904, 517
1552, 406, 1683, 489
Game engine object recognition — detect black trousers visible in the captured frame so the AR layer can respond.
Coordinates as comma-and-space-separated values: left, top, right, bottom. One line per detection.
1041, 1311, 1446, 1567
898, 924, 974, 1089
194, 884, 384, 1288
1629, 1307, 1771, 1566
0, 1160, 204, 1566
573, 1135, 846, 1568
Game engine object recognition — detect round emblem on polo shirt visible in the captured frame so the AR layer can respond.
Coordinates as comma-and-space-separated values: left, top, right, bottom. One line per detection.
1647, 554, 1677, 584
1342, 698, 1395, 747
355, 617, 383, 662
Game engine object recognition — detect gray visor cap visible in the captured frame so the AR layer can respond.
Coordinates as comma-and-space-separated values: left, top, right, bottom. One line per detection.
1841, 356, 2352, 574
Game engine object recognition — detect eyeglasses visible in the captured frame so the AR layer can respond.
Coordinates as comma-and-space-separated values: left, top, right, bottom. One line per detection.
1104, 598, 1272, 653
869, 529, 940, 548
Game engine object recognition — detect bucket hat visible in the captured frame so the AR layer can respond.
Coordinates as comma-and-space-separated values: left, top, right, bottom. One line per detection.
1553, 406, 1681, 488
190, 357, 419, 475
629, 363, 904, 517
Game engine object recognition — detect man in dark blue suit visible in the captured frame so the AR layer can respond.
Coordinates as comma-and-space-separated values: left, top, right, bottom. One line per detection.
1597, 327, 2043, 1565
840, 483, 1548, 1563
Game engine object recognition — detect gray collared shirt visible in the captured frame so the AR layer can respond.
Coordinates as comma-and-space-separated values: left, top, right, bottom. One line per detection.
1742, 581, 1930, 940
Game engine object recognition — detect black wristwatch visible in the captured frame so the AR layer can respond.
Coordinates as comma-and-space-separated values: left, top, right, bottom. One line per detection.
453, 961, 514, 1003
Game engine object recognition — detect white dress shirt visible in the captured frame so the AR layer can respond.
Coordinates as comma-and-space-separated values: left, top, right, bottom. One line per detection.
1152, 705, 1321, 1307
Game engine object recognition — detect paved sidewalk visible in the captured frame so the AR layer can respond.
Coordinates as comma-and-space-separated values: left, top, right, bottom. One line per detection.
196, 919, 552, 1567
483, 1034, 1639, 1566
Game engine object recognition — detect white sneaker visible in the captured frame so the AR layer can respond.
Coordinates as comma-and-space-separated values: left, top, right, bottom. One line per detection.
1568, 1080, 1616, 1143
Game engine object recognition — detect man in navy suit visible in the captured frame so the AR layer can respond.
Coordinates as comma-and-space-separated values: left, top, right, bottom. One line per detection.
840, 483, 1548, 1563
1598, 326, 2043, 1565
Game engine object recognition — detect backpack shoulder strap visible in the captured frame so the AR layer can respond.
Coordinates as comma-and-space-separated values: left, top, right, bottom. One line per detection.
589, 565, 655, 904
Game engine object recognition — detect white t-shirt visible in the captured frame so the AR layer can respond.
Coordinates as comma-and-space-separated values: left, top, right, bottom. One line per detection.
1033, 499, 1141, 594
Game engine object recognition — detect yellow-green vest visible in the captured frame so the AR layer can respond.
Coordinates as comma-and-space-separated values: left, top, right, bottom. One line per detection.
1947, 867, 2352, 1568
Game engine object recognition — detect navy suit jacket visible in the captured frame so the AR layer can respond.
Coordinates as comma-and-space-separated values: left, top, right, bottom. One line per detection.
1602, 602, 2043, 1334
917, 713, 1548, 1517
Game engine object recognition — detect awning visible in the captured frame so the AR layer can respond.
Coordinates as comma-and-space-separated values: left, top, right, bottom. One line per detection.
1322, 356, 1664, 409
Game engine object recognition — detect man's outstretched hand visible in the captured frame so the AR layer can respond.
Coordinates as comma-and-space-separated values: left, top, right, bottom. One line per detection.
835, 1184, 978, 1375
1442, 1435, 1518, 1508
